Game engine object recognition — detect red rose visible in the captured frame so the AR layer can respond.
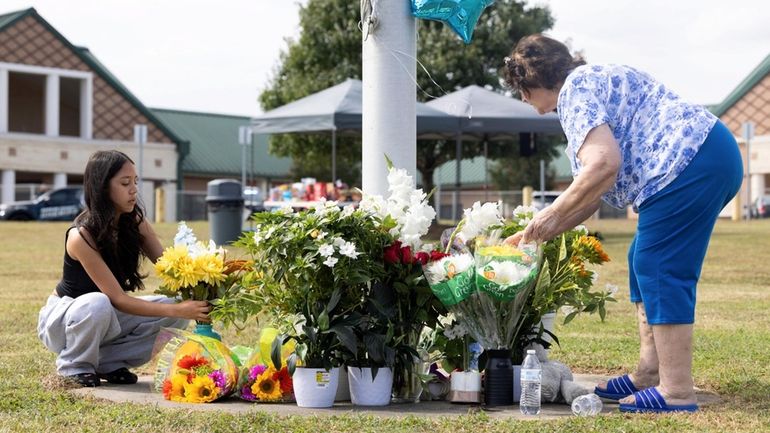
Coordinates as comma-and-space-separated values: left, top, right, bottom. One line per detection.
429, 251, 450, 262
383, 243, 401, 264
414, 251, 430, 265
400, 246, 413, 264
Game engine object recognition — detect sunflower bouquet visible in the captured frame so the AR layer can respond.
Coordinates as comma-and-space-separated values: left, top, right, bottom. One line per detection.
236, 328, 296, 403
152, 328, 238, 403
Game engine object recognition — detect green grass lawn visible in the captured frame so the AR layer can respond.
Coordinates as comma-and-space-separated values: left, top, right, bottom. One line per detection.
1, 219, 769, 432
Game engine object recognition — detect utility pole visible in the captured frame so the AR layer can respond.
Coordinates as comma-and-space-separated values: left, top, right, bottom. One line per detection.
361, 0, 416, 195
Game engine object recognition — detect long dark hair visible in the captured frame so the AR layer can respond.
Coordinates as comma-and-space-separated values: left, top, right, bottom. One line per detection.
503, 34, 586, 95
75, 150, 146, 292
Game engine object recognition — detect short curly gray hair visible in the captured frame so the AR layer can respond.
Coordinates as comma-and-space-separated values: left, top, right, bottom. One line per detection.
503, 34, 585, 94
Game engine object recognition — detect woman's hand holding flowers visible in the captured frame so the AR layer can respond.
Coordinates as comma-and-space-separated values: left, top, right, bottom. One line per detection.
175, 300, 211, 321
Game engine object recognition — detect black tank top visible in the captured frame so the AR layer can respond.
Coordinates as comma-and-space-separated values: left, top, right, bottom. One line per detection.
55, 227, 115, 298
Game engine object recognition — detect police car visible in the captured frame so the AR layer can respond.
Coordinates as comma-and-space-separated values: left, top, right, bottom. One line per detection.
0, 187, 84, 221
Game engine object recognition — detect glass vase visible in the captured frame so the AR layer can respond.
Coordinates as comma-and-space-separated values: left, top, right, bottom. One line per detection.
391, 362, 426, 403
193, 322, 221, 341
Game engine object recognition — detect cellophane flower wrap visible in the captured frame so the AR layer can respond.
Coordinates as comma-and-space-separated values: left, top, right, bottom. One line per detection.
151, 328, 238, 403
470, 232, 542, 349
236, 328, 296, 403
422, 201, 543, 350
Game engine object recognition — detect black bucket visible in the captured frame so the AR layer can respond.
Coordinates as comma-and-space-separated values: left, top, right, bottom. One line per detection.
484, 349, 513, 406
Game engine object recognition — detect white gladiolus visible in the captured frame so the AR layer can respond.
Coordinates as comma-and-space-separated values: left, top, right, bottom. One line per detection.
458, 201, 504, 242
323, 256, 338, 268
360, 165, 436, 250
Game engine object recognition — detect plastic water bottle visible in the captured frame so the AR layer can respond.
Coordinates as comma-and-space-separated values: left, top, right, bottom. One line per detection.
520, 349, 541, 415
571, 393, 603, 416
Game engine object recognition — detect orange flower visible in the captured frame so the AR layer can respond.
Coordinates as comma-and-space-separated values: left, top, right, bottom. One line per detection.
178, 354, 209, 370
224, 259, 253, 274
576, 235, 610, 264
273, 367, 293, 394
162, 379, 173, 399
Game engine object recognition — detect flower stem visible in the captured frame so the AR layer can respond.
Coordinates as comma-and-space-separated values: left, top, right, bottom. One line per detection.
444, 220, 466, 254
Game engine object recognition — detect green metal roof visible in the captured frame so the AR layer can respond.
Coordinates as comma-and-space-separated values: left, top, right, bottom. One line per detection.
0, 7, 185, 148
151, 108, 292, 178
0, 8, 26, 29
711, 52, 770, 116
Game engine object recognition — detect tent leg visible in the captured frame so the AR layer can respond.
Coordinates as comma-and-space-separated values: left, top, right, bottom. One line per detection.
453, 135, 462, 223
332, 129, 337, 182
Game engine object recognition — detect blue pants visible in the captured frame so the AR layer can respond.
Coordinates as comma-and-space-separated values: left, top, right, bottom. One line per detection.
628, 121, 742, 325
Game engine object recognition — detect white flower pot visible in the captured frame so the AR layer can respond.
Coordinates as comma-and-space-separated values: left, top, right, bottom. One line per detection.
539, 311, 557, 344
449, 371, 482, 403
292, 367, 340, 408
348, 367, 393, 406
531, 311, 558, 354
335, 366, 351, 402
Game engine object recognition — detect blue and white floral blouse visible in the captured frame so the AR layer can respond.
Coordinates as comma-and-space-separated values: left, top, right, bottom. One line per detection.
557, 64, 717, 210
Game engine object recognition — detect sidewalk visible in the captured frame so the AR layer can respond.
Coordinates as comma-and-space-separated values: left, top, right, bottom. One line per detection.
71, 373, 719, 420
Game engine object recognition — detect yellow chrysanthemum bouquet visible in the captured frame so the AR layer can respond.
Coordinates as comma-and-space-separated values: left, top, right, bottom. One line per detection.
155, 222, 251, 329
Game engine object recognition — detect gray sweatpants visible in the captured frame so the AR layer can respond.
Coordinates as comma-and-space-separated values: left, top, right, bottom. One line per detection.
37, 292, 188, 376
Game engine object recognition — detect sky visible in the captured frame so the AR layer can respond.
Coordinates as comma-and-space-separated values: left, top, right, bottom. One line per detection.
3, 0, 768, 116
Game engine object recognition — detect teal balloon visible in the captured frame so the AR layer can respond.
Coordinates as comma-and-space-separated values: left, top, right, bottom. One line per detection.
411, 0, 495, 44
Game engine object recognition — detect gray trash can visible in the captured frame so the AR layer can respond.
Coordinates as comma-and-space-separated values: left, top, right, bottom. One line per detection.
206, 179, 244, 245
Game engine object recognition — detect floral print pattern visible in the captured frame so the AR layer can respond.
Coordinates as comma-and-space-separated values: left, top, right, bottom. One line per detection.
557, 64, 717, 210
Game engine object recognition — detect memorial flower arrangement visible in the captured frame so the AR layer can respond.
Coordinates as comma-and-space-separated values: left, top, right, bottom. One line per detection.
500, 206, 615, 328
358, 157, 448, 399
153, 328, 238, 403
154, 222, 251, 328
234, 200, 392, 371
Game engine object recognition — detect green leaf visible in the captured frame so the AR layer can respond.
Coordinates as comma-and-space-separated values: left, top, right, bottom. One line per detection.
295, 343, 307, 366
317, 309, 330, 331
558, 234, 568, 263
271, 334, 285, 370
563, 311, 578, 325
287, 354, 298, 376
329, 324, 357, 354
327, 288, 342, 313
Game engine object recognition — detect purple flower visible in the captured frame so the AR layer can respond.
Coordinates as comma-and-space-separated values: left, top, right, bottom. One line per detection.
249, 365, 267, 381
240, 384, 257, 401
208, 370, 226, 389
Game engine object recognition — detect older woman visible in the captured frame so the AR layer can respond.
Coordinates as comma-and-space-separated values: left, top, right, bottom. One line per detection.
503, 34, 742, 413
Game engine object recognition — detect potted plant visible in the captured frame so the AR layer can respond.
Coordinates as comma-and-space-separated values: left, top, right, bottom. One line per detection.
270, 288, 361, 408
344, 283, 401, 406
229, 201, 393, 407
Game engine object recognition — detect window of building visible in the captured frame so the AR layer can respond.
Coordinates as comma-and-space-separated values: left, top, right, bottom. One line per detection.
59, 77, 81, 137
8, 72, 45, 134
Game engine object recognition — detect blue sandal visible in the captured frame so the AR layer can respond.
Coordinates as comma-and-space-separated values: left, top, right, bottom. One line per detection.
619, 387, 698, 413
594, 374, 640, 400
